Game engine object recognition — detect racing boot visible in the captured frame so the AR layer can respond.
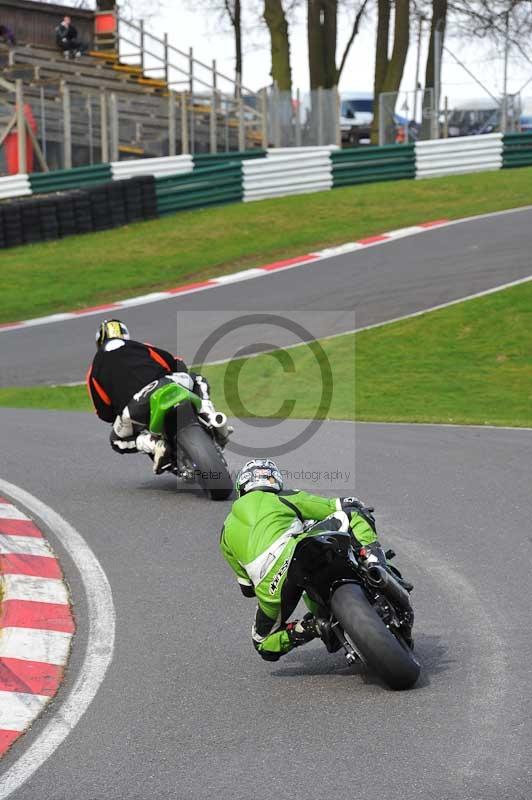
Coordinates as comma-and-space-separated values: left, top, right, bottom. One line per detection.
286, 613, 319, 648
152, 439, 172, 474
135, 432, 172, 474
315, 618, 343, 653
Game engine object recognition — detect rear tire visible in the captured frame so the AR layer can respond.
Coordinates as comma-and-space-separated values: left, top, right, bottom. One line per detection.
177, 423, 233, 501
331, 583, 420, 690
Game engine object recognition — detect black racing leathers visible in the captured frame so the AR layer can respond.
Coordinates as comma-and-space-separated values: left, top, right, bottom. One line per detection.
87, 339, 189, 422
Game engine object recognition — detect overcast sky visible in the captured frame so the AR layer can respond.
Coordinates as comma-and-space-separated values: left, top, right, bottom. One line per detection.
123, 2, 532, 109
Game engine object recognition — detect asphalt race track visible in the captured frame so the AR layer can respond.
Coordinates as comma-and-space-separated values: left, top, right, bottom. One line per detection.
1, 208, 531, 799
2, 207, 532, 387
0, 410, 530, 800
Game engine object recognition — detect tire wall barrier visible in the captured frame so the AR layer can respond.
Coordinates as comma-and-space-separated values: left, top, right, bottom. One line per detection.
415, 133, 503, 179
0, 175, 157, 250
502, 133, 532, 168
331, 144, 415, 188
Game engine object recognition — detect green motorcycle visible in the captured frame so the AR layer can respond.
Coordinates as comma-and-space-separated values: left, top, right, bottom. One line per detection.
149, 381, 233, 501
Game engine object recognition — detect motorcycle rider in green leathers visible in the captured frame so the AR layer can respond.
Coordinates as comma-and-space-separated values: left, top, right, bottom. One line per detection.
220, 458, 396, 662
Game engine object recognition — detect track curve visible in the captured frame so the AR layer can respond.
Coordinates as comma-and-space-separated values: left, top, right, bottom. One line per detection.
2, 207, 531, 799
2, 206, 532, 387
0, 409, 530, 800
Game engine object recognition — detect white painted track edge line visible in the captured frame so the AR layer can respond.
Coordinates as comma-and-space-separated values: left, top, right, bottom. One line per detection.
199, 272, 532, 366
2, 203, 532, 335
33, 271, 532, 391
352, 420, 532, 432
0, 479, 115, 799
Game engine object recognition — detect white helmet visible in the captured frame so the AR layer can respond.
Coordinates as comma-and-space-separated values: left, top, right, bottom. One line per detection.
235, 458, 283, 496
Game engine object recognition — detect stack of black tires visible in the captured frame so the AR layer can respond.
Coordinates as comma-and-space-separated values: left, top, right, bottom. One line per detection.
0, 175, 158, 249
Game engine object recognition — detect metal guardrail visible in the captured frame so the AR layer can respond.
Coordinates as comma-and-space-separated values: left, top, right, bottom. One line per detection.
4, 135, 532, 229
29, 163, 112, 193
0, 172, 31, 199
155, 162, 243, 215
192, 150, 266, 168
243, 150, 333, 202
331, 144, 415, 187
111, 155, 193, 180
415, 134, 503, 179
502, 132, 532, 168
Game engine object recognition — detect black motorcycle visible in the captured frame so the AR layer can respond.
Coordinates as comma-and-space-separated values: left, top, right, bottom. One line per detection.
287, 530, 420, 690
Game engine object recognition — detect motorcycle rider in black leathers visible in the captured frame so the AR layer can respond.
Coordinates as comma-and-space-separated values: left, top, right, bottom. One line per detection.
87, 319, 230, 473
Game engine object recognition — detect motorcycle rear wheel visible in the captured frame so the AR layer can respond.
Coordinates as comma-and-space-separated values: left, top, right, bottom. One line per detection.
331, 583, 420, 690
177, 423, 233, 501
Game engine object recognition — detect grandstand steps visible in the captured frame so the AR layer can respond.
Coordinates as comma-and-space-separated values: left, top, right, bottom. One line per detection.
1, 43, 259, 167
6, 44, 169, 96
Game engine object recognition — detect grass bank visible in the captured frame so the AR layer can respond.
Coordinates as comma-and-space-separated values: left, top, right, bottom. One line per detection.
2, 167, 532, 324
2, 280, 531, 427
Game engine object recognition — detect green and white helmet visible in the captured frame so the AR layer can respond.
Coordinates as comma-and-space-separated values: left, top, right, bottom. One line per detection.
235, 458, 283, 496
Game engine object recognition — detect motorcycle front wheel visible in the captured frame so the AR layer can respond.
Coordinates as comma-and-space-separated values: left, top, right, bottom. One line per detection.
331, 583, 420, 690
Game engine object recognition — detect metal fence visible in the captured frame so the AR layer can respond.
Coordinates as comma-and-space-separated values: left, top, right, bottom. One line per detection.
266, 88, 340, 148
379, 89, 435, 145
1, 81, 342, 174
0, 81, 267, 174
378, 87, 527, 146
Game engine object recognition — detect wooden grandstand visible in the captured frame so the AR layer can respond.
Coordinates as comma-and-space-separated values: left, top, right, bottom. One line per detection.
0, 0, 264, 171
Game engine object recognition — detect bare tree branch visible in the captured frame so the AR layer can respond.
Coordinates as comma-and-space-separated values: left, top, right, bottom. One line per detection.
336, 0, 370, 79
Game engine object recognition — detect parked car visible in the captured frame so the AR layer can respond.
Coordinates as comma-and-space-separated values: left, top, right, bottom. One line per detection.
340, 93, 418, 145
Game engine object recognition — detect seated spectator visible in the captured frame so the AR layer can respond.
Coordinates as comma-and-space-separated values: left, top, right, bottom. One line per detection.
55, 15, 87, 58
0, 24, 16, 46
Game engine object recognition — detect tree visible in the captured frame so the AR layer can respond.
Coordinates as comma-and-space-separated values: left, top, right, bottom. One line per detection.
307, 0, 371, 89
371, 0, 410, 142
181, 0, 243, 86
419, 0, 447, 137
308, 0, 337, 89
423, 0, 446, 95
264, 0, 292, 90
224, 0, 243, 88
418, 1, 532, 136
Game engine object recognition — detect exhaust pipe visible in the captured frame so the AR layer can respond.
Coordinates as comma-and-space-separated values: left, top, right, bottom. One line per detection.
208, 411, 230, 442
365, 564, 412, 612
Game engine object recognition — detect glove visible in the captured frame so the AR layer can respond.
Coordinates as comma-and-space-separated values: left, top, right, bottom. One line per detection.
286, 613, 318, 647
358, 542, 387, 566
340, 496, 375, 521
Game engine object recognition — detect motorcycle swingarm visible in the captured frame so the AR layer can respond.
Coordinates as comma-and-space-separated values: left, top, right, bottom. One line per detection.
329, 620, 363, 666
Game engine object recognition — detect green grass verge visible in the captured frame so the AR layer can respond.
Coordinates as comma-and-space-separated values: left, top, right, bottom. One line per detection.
2, 280, 531, 427
0, 385, 92, 412
2, 167, 532, 323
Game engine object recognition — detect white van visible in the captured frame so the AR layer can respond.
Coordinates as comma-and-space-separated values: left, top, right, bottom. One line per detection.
339, 92, 373, 145
447, 98, 500, 137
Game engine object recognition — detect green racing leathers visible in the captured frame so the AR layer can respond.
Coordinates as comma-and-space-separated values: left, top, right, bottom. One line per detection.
220, 488, 379, 661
